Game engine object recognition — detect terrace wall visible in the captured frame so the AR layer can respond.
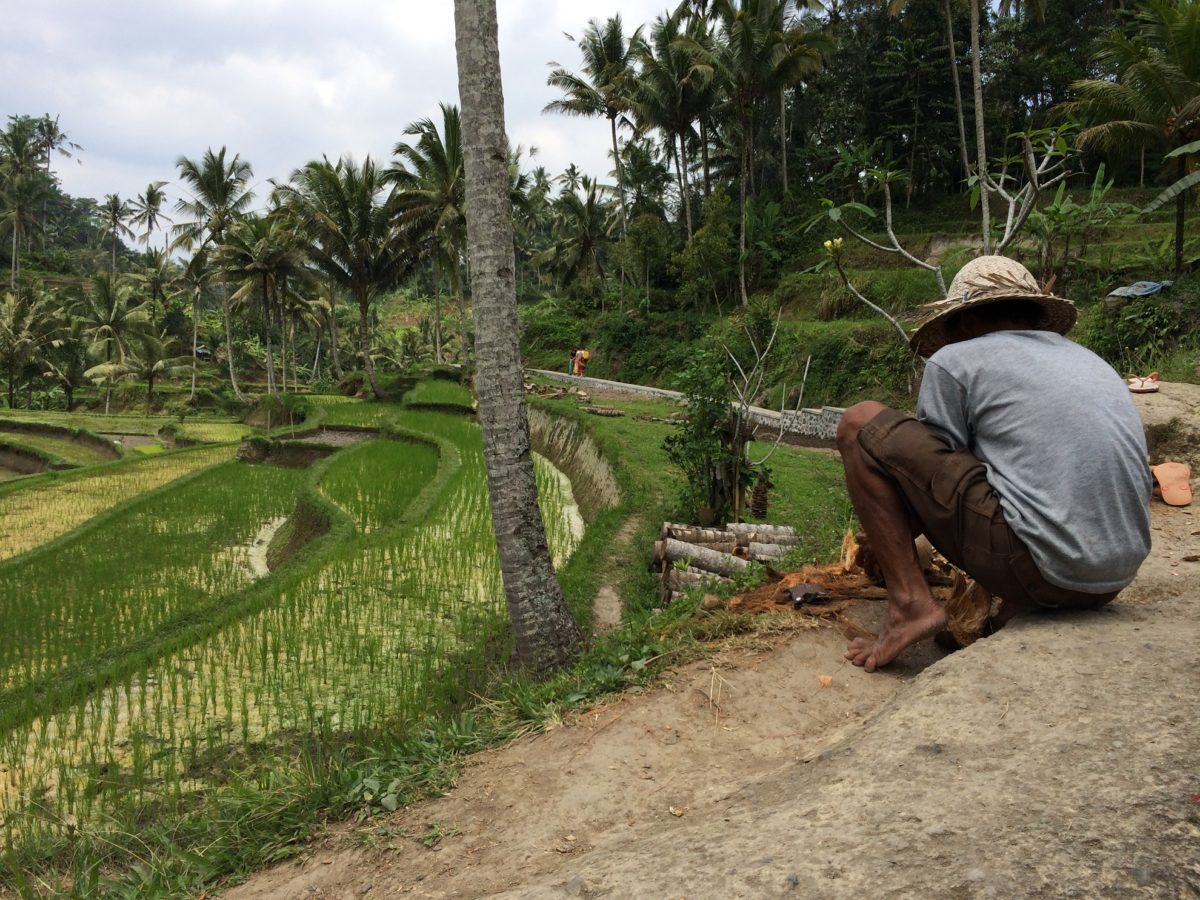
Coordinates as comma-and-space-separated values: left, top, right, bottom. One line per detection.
528, 408, 620, 523
0, 420, 121, 460
0, 442, 51, 475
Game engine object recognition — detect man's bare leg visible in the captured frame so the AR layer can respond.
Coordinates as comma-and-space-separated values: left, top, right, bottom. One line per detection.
837, 402, 947, 671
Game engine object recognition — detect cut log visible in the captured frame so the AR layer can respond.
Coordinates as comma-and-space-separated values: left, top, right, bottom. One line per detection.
657, 538, 748, 577
726, 522, 797, 537
735, 532, 800, 547
666, 569, 732, 592
661, 523, 736, 544
685, 565, 732, 582
748, 541, 790, 561
585, 406, 624, 417
691, 540, 738, 554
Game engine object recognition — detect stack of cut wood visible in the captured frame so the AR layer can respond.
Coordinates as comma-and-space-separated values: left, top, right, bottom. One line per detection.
651, 522, 800, 604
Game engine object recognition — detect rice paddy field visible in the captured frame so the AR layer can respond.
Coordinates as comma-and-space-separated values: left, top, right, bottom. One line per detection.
403, 379, 476, 411
0, 410, 253, 444
0, 433, 112, 468
0, 388, 585, 866
0, 445, 237, 561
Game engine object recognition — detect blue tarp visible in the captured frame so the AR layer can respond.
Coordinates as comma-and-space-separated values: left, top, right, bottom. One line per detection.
1107, 280, 1172, 298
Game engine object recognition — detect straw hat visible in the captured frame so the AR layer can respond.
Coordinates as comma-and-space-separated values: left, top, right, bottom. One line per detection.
909, 255, 1076, 358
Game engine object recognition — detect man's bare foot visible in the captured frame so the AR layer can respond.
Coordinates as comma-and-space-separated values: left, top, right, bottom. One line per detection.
844, 594, 947, 672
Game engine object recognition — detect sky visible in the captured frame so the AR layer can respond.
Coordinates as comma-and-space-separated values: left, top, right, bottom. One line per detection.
3, 0, 664, 227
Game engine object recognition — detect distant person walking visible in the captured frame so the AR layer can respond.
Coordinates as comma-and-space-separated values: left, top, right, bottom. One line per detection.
568, 349, 577, 375
573, 349, 590, 377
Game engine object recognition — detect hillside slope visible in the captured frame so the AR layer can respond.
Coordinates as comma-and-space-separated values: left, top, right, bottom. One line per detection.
227, 388, 1200, 900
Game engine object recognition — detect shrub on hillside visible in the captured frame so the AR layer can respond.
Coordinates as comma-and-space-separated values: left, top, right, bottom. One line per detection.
1079, 272, 1200, 378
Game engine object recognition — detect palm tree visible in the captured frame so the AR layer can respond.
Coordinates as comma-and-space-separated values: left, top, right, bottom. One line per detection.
389, 104, 470, 368
0, 116, 52, 289
634, 9, 710, 236
130, 181, 171, 252
174, 147, 255, 401
275, 156, 412, 399
174, 247, 211, 401
220, 212, 309, 394
87, 330, 190, 414
706, 0, 824, 303
42, 314, 88, 412
558, 163, 584, 194
1063, 0, 1200, 274
32, 115, 81, 181
76, 273, 151, 413
534, 177, 616, 296
99, 194, 134, 274
0, 288, 54, 409
455, 0, 582, 673
545, 16, 644, 258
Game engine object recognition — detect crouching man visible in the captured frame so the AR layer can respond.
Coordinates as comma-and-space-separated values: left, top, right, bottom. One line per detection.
837, 256, 1151, 671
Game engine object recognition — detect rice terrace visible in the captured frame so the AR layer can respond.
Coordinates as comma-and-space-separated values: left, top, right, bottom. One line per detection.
4, 0, 1200, 895
0, 389, 595, 879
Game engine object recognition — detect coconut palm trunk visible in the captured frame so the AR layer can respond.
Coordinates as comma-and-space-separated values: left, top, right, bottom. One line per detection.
969, 0, 991, 253
449, 255, 470, 369
780, 90, 788, 194
738, 140, 749, 306
329, 306, 342, 379
357, 292, 385, 399
676, 132, 693, 237
220, 282, 246, 402
190, 291, 199, 401
432, 261, 444, 363
944, 0, 971, 184
454, 0, 581, 673
610, 116, 630, 288
1175, 154, 1187, 276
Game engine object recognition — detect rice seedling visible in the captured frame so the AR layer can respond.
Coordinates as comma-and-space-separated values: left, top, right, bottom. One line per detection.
0, 445, 235, 561
173, 422, 254, 442
0, 403, 585, 854
320, 438, 439, 533
0, 460, 306, 704
308, 395, 395, 428
0, 409, 252, 443
403, 380, 475, 412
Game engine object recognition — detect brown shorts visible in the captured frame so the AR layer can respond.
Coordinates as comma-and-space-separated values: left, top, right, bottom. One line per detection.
857, 408, 1117, 614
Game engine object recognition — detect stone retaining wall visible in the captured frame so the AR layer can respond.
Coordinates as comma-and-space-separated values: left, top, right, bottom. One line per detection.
527, 369, 844, 444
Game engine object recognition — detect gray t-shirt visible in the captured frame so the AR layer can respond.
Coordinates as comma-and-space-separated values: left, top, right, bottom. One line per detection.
918, 330, 1151, 593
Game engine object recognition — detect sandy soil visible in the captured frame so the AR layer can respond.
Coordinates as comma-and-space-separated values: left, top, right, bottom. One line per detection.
224, 387, 1200, 900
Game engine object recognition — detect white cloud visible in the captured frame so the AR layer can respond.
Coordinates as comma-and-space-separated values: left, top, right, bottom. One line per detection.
4, 0, 662, 205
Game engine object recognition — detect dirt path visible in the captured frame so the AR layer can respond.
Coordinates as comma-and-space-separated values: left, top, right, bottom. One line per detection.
225, 389, 1200, 900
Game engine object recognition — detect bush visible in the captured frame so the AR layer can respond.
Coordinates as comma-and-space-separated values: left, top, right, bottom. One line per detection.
337, 371, 366, 397
1078, 272, 1200, 377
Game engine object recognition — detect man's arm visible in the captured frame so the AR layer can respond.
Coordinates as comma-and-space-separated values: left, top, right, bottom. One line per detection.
917, 360, 971, 450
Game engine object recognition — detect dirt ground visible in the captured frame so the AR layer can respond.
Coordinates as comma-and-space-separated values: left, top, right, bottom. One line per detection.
225, 385, 1200, 900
